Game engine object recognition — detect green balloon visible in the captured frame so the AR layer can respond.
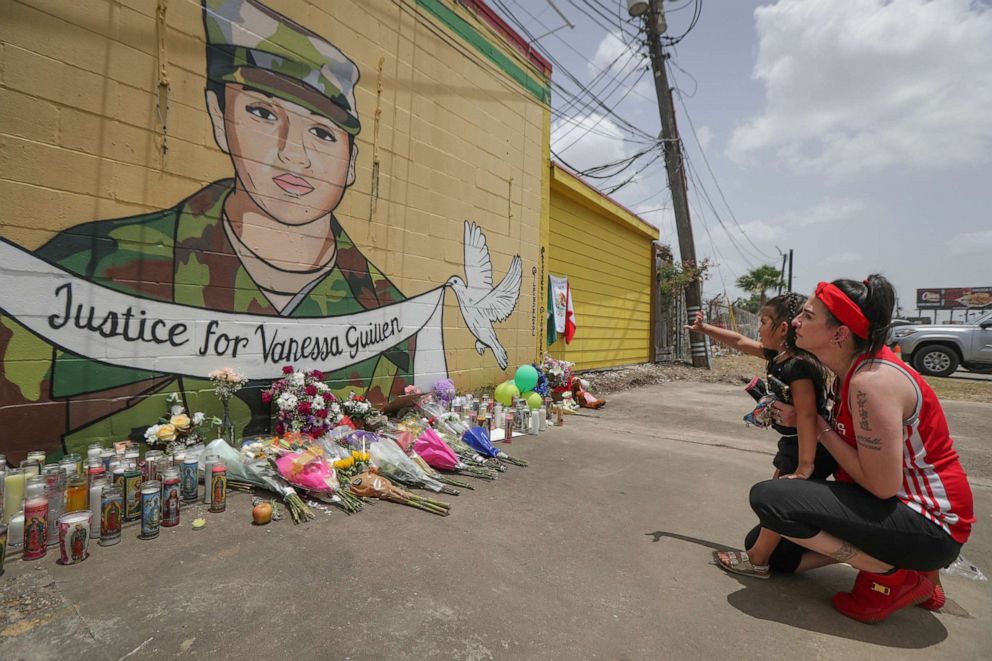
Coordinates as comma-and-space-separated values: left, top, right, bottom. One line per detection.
494, 381, 520, 406
523, 391, 543, 410
514, 364, 539, 393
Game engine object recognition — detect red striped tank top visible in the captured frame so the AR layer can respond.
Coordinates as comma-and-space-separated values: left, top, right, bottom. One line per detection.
831, 346, 974, 543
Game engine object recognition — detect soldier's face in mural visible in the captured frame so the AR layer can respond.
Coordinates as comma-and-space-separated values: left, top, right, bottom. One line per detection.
207, 83, 358, 226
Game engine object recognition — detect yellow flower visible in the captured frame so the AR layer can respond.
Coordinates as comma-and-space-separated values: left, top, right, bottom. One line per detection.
351, 450, 370, 463
333, 457, 355, 470
169, 414, 191, 431
156, 424, 177, 442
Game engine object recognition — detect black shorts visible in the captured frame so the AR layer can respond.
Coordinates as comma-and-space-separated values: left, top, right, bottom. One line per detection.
772, 435, 837, 479
745, 479, 961, 573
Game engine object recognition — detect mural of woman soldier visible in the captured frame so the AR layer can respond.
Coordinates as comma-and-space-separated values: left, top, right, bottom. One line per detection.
0, 0, 522, 461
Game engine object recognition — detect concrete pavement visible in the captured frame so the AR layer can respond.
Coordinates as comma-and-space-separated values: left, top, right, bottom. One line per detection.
1, 382, 989, 660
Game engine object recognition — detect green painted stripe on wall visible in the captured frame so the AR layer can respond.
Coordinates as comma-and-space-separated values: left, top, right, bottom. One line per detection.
416, 0, 550, 103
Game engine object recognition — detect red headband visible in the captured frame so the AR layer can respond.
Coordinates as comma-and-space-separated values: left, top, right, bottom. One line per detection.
815, 282, 870, 339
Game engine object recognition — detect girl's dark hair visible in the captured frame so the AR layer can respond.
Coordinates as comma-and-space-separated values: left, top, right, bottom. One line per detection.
823, 274, 896, 356
764, 293, 829, 394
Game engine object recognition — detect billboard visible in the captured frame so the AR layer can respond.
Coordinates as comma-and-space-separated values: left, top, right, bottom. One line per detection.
916, 287, 992, 309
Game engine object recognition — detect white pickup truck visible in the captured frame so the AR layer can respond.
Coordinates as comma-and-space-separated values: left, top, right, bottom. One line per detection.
891, 311, 992, 377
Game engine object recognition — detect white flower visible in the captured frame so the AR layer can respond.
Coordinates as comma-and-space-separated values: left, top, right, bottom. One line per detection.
316, 382, 330, 393
171, 405, 185, 416
311, 396, 325, 411
289, 372, 305, 387
145, 424, 162, 443
276, 393, 299, 411
330, 403, 341, 414
192, 412, 205, 425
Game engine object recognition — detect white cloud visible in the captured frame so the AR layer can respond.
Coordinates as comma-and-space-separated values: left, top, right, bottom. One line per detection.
551, 113, 628, 172
727, 0, 992, 177
766, 198, 867, 228
946, 229, 992, 256
819, 251, 864, 266
695, 125, 714, 151
589, 32, 654, 100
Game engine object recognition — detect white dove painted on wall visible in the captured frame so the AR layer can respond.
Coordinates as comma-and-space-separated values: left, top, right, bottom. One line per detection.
446, 220, 522, 370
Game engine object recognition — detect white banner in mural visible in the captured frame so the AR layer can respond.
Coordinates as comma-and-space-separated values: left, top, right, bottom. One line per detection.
0, 239, 448, 382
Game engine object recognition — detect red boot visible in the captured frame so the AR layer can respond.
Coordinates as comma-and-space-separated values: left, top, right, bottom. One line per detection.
832, 569, 934, 623
917, 570, 945, 611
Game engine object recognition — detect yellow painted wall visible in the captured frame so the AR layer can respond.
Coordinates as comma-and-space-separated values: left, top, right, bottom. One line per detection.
547, 164, 659, 370
0, 0, 550, 458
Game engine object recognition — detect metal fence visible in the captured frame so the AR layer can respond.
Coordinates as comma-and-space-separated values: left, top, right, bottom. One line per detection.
655, 293, 760, 363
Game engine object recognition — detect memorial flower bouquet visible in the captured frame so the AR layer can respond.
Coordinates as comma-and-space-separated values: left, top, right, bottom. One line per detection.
540, 355, 574, 396
145, 393, 219, 455
209, 367, 248, 445
262, 366, 341, 437
340, 392, 375, 428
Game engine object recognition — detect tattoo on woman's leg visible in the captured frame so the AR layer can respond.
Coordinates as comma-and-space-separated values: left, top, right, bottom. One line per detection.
828, 541, 859, 562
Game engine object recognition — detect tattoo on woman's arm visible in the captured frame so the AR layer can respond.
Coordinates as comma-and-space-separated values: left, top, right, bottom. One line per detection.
829, 541, 859, 562
857, 435, 883, 451
856, 391, 871, 431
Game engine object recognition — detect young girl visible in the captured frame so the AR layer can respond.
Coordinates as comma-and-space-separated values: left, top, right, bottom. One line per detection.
686, 293, 836, 578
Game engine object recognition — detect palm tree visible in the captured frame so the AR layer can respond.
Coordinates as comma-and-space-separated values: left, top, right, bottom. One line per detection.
736, 265, 782, 307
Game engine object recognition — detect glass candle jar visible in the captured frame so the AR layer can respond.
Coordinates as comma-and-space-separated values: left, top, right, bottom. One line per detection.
43, 465, 66, 547
180, 455, 198, 503
139, 480, 162, 539
209, 463, 227, 513
65, 473, 88, 513
99, 485, 123, 546
161, 468, 181, 528
88, 477, 107, 537
3, 468, 26, 525
23, 476, 48, 560
56, 510, 92, 565
202, 454, 219, 504
123, 462, 142, 523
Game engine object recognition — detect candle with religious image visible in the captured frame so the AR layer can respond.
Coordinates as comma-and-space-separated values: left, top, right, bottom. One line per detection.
99, 485, 123, 546
57, 510, 92, 565
139, 480, 162, 540
23, 476, 48, 560
180, 456, 198, 503
202, 454, 219, 504
161, 468, 181, 528
503, 412, 514, 444
209, 463, 227, 513
123, 462, 142, 522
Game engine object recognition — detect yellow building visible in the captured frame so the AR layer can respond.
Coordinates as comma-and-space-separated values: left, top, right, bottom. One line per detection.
545, 163, 660, 370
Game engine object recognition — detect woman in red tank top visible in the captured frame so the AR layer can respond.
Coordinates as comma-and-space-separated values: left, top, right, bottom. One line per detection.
750, 274, 974, 624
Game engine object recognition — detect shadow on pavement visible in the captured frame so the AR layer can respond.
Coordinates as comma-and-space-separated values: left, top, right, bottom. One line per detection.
646, 529, 949, 648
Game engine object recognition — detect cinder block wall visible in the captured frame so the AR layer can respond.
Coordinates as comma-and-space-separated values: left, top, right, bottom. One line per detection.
0, 0, 550, 459
547, 164, 659, 370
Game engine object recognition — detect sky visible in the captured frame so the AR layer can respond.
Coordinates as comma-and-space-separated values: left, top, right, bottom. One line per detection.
492, 0, 992, 320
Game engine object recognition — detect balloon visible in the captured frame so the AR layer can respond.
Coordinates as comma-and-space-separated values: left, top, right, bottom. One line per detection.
514, 365, 539, 393
493, 381, 520, 407
523, 391, 543, 410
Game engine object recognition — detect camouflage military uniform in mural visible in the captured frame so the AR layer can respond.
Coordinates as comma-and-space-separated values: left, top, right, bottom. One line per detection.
0, 0, 415, 459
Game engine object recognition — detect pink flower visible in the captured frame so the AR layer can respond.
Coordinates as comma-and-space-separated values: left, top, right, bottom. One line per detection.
305, 385, 317, 396
311, 370, 324, 381
315, 408, 328, 419
261, 391, 272, 404
299, 402, 312, 415
322, 392, 333, 402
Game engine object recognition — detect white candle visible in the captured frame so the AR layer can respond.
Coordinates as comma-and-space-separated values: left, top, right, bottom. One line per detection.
8, 511, 24, 549
89, 479, 106, 536
529, 410, 540, 435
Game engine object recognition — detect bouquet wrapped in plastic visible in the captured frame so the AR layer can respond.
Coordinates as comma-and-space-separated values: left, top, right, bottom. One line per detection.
413, 428, 498, 481
348, 471, 450, 516
203, 439, 315, 523
346, 432, 457, 495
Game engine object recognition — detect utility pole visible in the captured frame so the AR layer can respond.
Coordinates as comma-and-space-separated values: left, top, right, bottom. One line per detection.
777, 249, 787, 295
639, 0, 708, 368
787, 249, 794, 292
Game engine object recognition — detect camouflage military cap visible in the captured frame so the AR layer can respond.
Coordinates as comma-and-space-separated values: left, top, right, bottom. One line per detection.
202, 0, 361, 135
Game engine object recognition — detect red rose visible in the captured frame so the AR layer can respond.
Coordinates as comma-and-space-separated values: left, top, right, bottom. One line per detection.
275, 423, 285, 435
355, 395, 365, 402
311, 370, 324, 381
315, 408, 328, 419
282, 366, 294, 374
305, 385, 317, 396
322, 392, 333, 402
261, 391, 272, 404
299, 402, 312, 414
